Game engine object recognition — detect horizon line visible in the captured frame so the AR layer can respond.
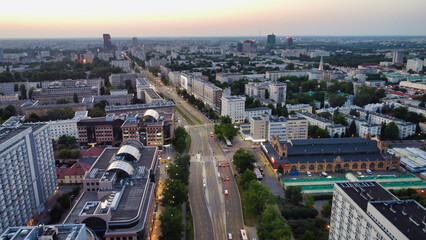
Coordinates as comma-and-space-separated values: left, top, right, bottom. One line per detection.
0, 34, 426, 40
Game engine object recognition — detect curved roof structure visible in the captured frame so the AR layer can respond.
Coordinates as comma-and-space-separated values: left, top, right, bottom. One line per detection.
122, 139, 144, 149
117, 144, 141, 160
106, 160, 135, 176
143, 109, 160, 121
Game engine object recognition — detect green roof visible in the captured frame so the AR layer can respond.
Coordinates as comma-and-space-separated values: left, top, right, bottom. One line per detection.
357, 174, 418, 181
281, 177, 346, 183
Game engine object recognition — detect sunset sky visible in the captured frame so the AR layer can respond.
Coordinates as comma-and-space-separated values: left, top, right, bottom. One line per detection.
0, 0, 425, 38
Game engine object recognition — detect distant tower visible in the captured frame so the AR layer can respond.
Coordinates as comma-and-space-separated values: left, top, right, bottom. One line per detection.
103, 34, 112, 50
286, 37, 294, 47
267, 33, 276, 48
132, 37, 138, 48
318, 56, 324, 71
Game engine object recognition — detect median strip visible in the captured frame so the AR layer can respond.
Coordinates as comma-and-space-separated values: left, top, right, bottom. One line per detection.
175, 106, 195, 125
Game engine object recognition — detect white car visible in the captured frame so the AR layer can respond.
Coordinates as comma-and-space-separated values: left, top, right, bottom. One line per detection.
326, 176, 332, 179
366, 169, 372, 175
356, 171, 362, 176
228, 233, 233, 239
307, 171, 312, 177
224, 190, 229, 195
321, 172, 328, 177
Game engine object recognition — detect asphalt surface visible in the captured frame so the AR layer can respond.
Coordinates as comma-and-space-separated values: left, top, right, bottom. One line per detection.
127, 55, 245, 240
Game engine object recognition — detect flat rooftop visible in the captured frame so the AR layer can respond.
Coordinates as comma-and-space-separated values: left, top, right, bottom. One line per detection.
336, 181, 396, 211
369, 200, 426, 240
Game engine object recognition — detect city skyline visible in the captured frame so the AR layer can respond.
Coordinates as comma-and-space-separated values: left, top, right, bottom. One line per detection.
1, 0, 425, 38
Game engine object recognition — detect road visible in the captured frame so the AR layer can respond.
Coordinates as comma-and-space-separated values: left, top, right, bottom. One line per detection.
125, 54, 245, 240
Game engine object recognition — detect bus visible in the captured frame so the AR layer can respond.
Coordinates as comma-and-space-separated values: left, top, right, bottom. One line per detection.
240, 229, 248, 240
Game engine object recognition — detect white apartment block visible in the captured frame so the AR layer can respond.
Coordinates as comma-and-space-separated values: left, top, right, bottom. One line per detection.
244, 107, 272, 121
343, 114, 381, 137
221, 96, 245, 123
297, 112, 346, 137
358, 110, 416, 139
265, 71, 287, 81
168, 71, 181, 84
329, 182, 426, 240
286, 104, 313, 113
0, 122, 57, 232
48, 111, 88, 140
249, 115, 308, 142
110, 60, 131, 70
406, 58, 423, 73
245, 82, 268, 98
268, 82, 287, 103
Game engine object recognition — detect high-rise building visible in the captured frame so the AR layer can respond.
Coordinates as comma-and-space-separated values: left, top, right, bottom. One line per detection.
103, 33, 112, 50
267, 34, 276, 48
242, 40, 254, 52
268, 82, 287, 104
0, 120, 57, 232
329, 181, 426, 240
406, 58, 423, 72
392, 51, 405, 64
221, 95, 246, 123
286, 37, 293, 47
236, 42, 243, 52
132, 37, 138, 48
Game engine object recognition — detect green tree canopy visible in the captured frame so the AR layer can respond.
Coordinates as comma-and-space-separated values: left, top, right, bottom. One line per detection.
383, 121, 399, 140
233, 148, 256, 174
161, 179, 188, 207
159, 206, 183, 240
257, 205, 292, 240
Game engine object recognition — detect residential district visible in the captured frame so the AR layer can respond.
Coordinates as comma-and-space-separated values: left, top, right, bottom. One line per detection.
0, 35, 425, 240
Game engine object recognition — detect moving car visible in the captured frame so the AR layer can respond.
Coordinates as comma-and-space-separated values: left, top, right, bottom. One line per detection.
224, 190, 229, 195
228, 233, 233, 239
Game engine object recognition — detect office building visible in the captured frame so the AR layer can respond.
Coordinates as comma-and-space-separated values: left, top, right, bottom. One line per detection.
329, 181, 426, 240
286, 37, 293, 47
64, 140, 159, 240
132, 37, 138, 48
0, 224, 94, 240
262, 137, 399, 173
121, 110, 174, 147
221, 96, 246, 123
247, 115, 308, 142
77, 114, 125, 147
267, 34, 276, 48
268, 82, 287, 103
406, 58, 423, 73
103, 34, 112, 50
0, 121, 57, 232
242, 40, 255, 52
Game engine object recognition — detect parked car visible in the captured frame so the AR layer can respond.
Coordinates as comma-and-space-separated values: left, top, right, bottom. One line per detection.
321, 172, 328, 177
307, 171, 312, 177
356, 171, 362, 176
366, 169, 372, 175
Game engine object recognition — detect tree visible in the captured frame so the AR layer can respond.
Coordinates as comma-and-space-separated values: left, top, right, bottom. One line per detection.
321, 200, 332, 218
172, 126, 189, 154
56, 99, 70, 104
301, 230, 315, 240
19, 84, 27, 99
305, 197, 315, 208
257, 205, 292, 240
88, 107, 105, 117
14, 84, 18, 92
167, 163, 189, 186
277, 165, 284, 174
73, 93, 79, 103
314, 128, 330, 138
233, 148, 256, 174
28, 88, 35, 99
58, 149, 71, 159
159, 206, 183, 240
264, 89, 270, 99
285, 186, 303, 205
332, 114, 348, 126
161, 179, 188, 207
28, 113, 40, 122
244, 181, 275, 217
383, 121, 399, 140
347, 120, 357, 137
285, 63, 295, 70
240, 170, 256, 190
328, 94, 346, 108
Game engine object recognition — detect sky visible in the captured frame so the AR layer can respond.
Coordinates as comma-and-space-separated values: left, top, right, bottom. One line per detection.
0, 0, 425, 38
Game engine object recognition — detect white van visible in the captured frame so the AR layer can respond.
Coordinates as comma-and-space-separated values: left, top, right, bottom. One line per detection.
366, 169, 372, 175
307, 171, 312, 177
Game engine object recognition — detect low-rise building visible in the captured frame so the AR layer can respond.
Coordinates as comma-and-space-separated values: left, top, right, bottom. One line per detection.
109, 73, 145, 88
215, 73, 244, 83
49, 111, 89, 140
24, 103, 87, 118
168, 71, 181, 84
32, 80, 100, 104
63, 140, 159, 240
358, 110, 416, 138
245, 82, 269, 98
136, 78, 151, 99
297, 111, 346, 137
285, 104, 313, 113
343, 114, 381, 137
244, 107, 272, 121
406, 58, 424, 72
143, 88, 163, 104
105, 101, 175, 115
